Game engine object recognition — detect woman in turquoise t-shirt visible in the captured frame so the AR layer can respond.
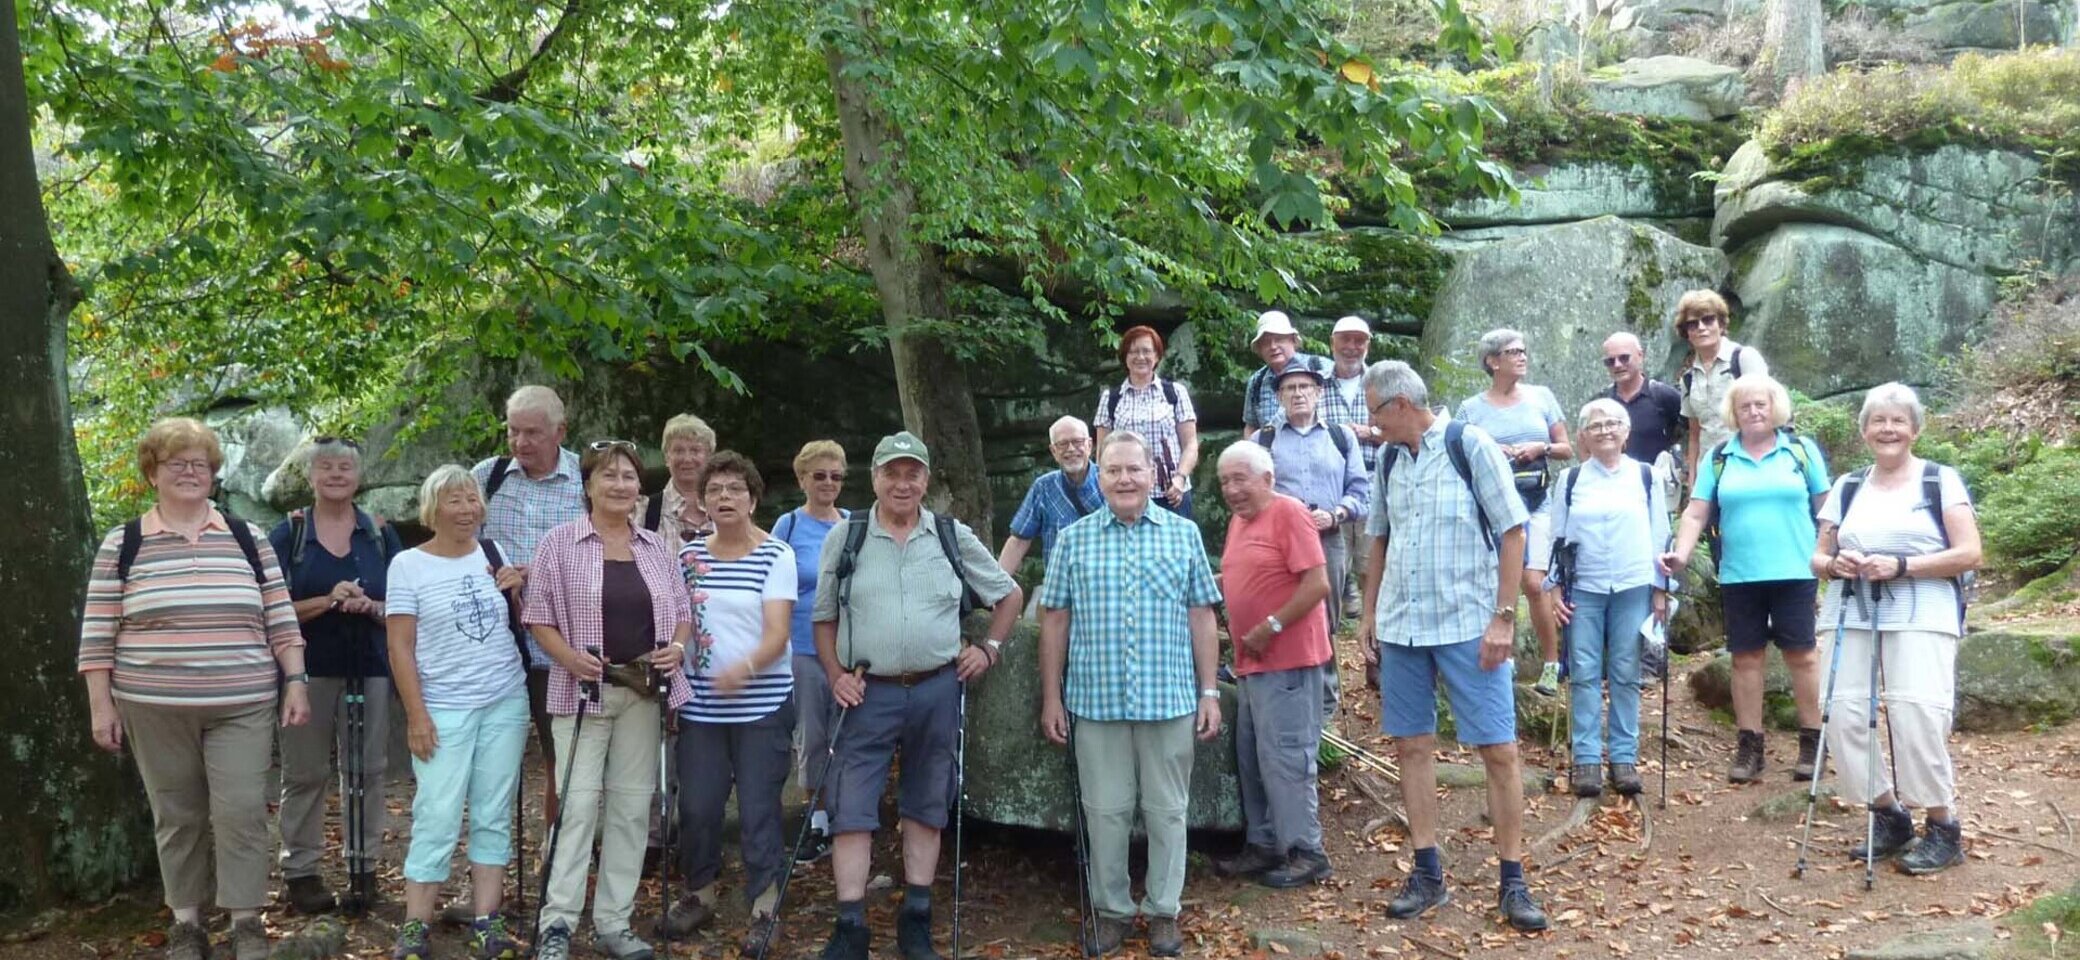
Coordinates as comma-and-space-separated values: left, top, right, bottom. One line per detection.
1660, 374, 1829, 786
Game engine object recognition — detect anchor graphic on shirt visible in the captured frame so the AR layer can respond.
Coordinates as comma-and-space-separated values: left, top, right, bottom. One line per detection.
453, 577, 501, 644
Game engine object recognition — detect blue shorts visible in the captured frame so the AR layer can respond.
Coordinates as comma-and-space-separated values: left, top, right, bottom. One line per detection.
826, 665, 960, 835
1377, 640, 1518, 746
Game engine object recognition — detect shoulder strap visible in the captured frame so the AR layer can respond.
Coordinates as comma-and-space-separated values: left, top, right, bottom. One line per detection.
1639, 462, 1654, 502
644, 493, 665, 533
935, 513, 980, 617
478, 539, 525, 650
1254, 426, 1276, 448
775, 509, 798, 543
1563, 466, 1581, 509
1443, 421, 1496, 551
1103, 385, 1120, 425
1730, 346, 1744, 379
832, 511, 873, 585
289, 508, 309, 572
1838, 466, 1872, 522
1921, 462, 1948, 547
1375, 448, 1401, 543
117, 518, 144, 582
1061, 472, 1094, 518
225, 517, 267, 584
484, 456, 513, 502
1329, 422, 1353, 458
1161, 377, 1178, 409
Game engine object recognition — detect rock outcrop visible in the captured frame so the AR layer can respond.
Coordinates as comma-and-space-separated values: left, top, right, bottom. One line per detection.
1584, 56, 1746, 122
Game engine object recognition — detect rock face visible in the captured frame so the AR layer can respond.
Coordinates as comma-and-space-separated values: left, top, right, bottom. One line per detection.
1585, 56, 1746, 122
1423, 216, 1731, 410
204, 403, 307, 527
1887, 0, 2071, 50
1441, 163, 1711, 228
1690, 630, 2080, 732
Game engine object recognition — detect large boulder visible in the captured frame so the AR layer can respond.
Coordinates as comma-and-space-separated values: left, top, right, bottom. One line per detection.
204, 403, 307, 527
1690, 630, 2080, 732
1423, 216, 1731, 410
1584, 56, 1746, 122
1845, 0, 2076, 49
1440, 162, 1712, 228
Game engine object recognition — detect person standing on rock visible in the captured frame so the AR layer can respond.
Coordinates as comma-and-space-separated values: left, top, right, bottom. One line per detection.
810, 431, 1022, 960
1807, 383, 1982, 875
1094, 325, 1200, 518
1675, 291, 1770, 486
1210, 441, 1335, 889
1039, 431, 1224, 958
1356, 361, 1548, 934
1321, 316, 1386, 620
1240, 310, 1325, 436
997, 416, 1103, 576
1599, 330, 1686, 483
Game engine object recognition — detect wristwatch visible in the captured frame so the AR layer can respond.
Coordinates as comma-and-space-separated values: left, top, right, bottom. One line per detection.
985, 638, 1004, 655
284, 672, 310, 685
1264, 614, 1285, 635
1199, 688, 1220, 700
1493, 605, 1518, 623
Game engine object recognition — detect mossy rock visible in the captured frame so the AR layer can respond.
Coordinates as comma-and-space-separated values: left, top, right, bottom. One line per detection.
1688, 651, 1802, 731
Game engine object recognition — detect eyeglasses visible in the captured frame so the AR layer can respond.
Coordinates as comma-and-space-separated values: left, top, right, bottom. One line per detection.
1051, 438, 1091, 451
311, 435, 361, 449
1499, 346, 1528, 358
162, 459, 214, 475
705, 482, 752, 497
1602, 354, 1635, 368
805, 470, 844, 482
588, 439, 639, 453
1584, 419, 1626, 433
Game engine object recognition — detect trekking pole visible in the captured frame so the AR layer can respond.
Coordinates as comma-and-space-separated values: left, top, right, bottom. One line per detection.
759, 661, 871, 960
342, 671, 369, 915
1861, 587, 1884, 892
1796, 576, 1857, 878
951, 681, 968, 960
654, 666, 674, 958
535, 675, 598, 940
1065, 713, 1097, 959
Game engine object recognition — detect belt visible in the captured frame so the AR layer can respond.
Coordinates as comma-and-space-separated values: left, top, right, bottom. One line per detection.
864, 662, 955, 688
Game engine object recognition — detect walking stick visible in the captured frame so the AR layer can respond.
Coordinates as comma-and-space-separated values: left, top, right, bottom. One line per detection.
1796, 576, 1858, 878
654, 666, 674, 958
535, 676, 598, 940
1862, 587, 1885, 892
951, 682, 968, 960
759, 661, 871, 960
1065, 713, 1097, 959
342, 671, 370, 915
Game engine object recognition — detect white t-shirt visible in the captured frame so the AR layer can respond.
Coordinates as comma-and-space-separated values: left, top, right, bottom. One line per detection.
1816, 462, 1973, 636
387, 545, 528, 710
679, 535, 797, 723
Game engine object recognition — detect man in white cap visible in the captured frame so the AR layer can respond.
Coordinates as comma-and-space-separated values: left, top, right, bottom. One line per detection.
1320, 316, 1384, 618
1241, 310, 1325, 436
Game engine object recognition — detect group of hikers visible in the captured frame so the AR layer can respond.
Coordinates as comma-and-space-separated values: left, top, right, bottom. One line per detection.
78, 289, 1984, 960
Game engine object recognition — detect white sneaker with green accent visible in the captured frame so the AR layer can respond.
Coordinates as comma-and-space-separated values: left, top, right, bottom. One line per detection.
1533, 662, 1561, 697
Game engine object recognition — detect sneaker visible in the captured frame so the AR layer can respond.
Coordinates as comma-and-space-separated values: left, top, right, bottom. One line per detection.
1213, 845, 1283, 878
594, 927, 655, 960
1533, 663, 1561, 697
1498, 884, 1549, 932
1260, 850, 1333, 889
230, 917, 270, 960
391, 919, 431, 960
1385, 872, 1450, 920
819, 917, 870, 960
895, 906, 942, 960
1851, 804, 1917, 862
1609, 763, 1643, 797
1728, 729, 1765, 783
1570, 763, 1603, 798
167, 920, 211, 960
1081, 917, 1128, 958
740, 913, 780, 958
469, 914, 522, 960
1898, 818, 1964, 875
1792, 727, 1822, 782
660, 895, 714, 939
1147, 916, 1183, 958
285, 874, 337, 915
795, 829, 834, 865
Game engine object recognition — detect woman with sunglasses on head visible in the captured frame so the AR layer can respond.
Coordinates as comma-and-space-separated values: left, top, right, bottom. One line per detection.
1675, 290, 1771, 488
269, 436, 406, 915
1094, 325, 1201, 517
525, 440, 695, 960
772, 441, 850, 864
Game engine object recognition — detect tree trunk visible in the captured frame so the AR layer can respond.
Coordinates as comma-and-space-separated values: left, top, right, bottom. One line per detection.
0, 0, 156, 907
1758, 0, 1825, 100
822, 3, 992, 535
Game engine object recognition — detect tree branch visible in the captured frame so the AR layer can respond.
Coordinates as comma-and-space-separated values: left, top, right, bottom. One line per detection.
477, 0, 585, 105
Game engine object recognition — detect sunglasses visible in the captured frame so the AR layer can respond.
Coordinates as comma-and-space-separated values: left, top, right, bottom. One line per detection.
588, 439, 639, 453
1602, 354, 1635, 368
312, 435, 361, 449
805, 470, 844, 482
1677, 315, 1724, 333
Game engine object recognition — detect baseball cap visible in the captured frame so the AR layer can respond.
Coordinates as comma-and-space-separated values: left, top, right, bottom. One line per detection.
1332, 316, 1372, 336
872, 431, 930, 469
1250, 310, 1299, 344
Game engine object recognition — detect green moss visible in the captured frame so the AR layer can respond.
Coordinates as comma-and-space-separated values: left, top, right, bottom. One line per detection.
1624, 227, 1670, 331
1309, 228, 1453, 328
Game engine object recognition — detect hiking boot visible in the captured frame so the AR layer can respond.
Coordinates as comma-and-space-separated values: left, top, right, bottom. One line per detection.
1082, 917, 1128, 958
896, 906, 942, 960
391, 919, 431, 960
1147, 916, 1183, 958
1792, 727, 1822, 782
1571, 763, 1604, 798
594, 927, 655, 960
469, 914, 521, 960
1609, 763, 1643, 797
794, 829, 834, 864
1851, 804, 1918, 862
1533, 663, 1561, 697
1728, 729, 1766, 783
230, 916, 270, 960
535, 921, 573, 960
1498, 884, 1550, 932
285, 874, 337, 915
740, 913, 780, 958
1385, 872, 1450, 920
167, 920, 211, 960
341, 872, 380, 916
1260, 849, 1333, 889
660, 895, 714, 938
1214, 845, 1283, 878
1899, 818, 1964, 875
820, 917, 870, 960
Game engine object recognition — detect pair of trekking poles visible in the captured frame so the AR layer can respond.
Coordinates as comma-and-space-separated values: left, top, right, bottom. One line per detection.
1796, 575, 1899, 890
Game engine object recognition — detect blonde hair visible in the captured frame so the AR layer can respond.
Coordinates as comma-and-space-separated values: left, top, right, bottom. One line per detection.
418, 465, 484, 528
1721, 374, 1794, 431
1675, 290, 1730, 327
138, 417, 223, 482
506, 385, 566, 426
793, 439, 847, 475
661, 414, 716, 452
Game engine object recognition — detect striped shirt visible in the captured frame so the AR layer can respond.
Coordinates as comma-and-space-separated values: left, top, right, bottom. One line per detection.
1037, 505, 1221, 723
1367, 415, 1530, 648
523, 517, 695, 716
472, 449, 585, 669
78, 508, 303, 706
1321, 370, 1383, 470
1094, 378, 1198, 482
1816, 461, 1973, 636
387, 544, 528, 710
680, 535, 797, 723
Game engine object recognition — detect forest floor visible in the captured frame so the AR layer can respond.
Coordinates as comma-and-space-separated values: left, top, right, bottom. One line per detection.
5, 642, 2077, 960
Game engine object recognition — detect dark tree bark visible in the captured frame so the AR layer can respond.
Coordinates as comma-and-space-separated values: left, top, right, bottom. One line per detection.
0, 0, 155, 907
823, 2, 992, 533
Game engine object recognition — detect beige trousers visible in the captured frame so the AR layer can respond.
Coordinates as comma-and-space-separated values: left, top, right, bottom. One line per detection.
1821, 628, 1959, 810
119, 697, 277, 911
543, 685, 662, 935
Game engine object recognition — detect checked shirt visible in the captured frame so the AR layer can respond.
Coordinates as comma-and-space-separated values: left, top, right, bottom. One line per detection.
521, 516, 694, 715
1039, 504, 1220, 723
472, 448, 585, 667
1366, 414, 1529, 649
1008, 469, 1103, 556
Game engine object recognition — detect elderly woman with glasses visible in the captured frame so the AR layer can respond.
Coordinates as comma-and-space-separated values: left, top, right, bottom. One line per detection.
1094, 325, 1201, 517
1547, 400, 1670, 799
269, 437, 406, 916
1674, 290, 1771, 485
1458, 328, 1573, 697
772, 440, 851, 863
79, 417, 309, 960
526, 440, 695, 960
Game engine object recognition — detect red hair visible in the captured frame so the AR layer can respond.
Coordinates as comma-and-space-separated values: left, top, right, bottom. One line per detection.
1118, 326, 1166, 363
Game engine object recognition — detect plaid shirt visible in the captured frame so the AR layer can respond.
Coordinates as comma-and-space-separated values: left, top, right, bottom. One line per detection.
1038, 504, 1220, 722
1241, 352, 1325, 430
1320, 369, 1383, 470
522, 516, 694, 716
1093, 378, 1198, 483
473, 449, 585, 668
1366, 414, 1528, 648
1007, 469, 1102, 556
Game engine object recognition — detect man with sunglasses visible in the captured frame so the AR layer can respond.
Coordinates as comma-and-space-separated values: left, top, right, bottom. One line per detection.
996, 416, 1102, 579
1673, 291, 1769, 485
1598, 331, 1685, 470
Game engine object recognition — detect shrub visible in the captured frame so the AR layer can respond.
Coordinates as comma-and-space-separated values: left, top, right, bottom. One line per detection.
1975, 442, 2080, 582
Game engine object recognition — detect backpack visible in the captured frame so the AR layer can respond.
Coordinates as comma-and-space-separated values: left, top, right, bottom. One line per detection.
1703, 427, 1820, 559
118, 510, 266, 585
286, 507, 389, 575
643, 493, 665, 533
1560, 461, 1656, 512
1253, 421, 1355, 461
1681, 345, 1746, 398
832, 511, 981, 618
1376, 420, 1496, 551
1104, 378, 1180, 427
478, 538, 529, 665
1835, 462, 1976, 630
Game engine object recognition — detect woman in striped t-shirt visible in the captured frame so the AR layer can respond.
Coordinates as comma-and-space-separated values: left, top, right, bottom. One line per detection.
660, 452, 797, 953
77, 418, 309, 960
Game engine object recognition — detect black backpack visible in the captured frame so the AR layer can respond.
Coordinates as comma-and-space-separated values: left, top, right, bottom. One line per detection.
1103, 378, 1180, 427
1835, 462, 1975, 630
1376, 420, 1496, 551
832, 511, 981, 617
1703, 427, 1821, 559
1681, 345, 1747, 397
1253, 421, 1355, 461
118, 511, 266, 585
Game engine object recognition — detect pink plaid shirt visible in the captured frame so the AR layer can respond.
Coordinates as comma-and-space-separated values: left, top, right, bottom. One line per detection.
523, 516, 694, 715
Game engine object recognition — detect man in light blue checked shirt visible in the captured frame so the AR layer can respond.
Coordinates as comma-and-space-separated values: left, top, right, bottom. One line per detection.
996, 416, 1102, 577
1037, 431, 1221, 960
1354, 361, 1550, 934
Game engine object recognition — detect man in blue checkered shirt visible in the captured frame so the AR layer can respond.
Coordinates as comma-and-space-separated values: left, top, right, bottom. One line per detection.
996, 416, 1102, 576
1037, 431, 1222, 959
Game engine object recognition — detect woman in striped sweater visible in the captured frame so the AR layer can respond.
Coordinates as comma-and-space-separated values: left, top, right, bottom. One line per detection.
78, 417, 310, 960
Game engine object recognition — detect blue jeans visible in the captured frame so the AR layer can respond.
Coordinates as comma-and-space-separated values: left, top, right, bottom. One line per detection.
1565, 585, 1652, 764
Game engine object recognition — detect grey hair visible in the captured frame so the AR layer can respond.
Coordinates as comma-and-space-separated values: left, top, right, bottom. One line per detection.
1361, 360, 1428, 410
1578, 397, 1631, 430
1603, 330, 1643, 354
506, 384, 567, 426
1858, 382, 1926, 432
1477, 328, 1526, 375
1049, 415, 1091, 443
417, 464, 484, 528
303, 438, 362, 470
1217, 440, 1274, 476
1097, 429, 1152, 466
